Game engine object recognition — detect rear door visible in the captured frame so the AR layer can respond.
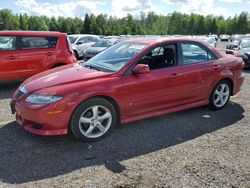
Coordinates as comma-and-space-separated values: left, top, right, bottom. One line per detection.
178, 42, 218, 102
19, 36, 57, 78
0, 36, 21, 80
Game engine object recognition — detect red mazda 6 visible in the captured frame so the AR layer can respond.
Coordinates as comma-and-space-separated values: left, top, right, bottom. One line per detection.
11, 38, 245, 142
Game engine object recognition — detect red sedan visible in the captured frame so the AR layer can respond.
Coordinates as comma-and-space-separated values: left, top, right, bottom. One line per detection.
11, 38, 245, 142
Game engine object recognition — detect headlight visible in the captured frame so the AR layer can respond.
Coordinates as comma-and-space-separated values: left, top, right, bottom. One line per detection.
25, 94, 63, 104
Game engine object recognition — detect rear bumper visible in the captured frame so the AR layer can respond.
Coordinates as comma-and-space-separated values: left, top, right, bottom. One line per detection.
233, 72, 245, 95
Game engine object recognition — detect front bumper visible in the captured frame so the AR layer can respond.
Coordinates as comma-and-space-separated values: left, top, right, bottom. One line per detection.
12, 99, 73, 136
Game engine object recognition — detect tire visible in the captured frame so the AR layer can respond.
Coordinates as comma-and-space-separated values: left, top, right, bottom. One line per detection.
74, 50, 79, 60
209, 80, 231, 110
70, 98, 117, 142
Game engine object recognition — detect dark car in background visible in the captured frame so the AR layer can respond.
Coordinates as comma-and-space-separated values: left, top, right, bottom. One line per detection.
227, 34, 250, 50
239, 38, 250, 68
0, 31, 77, 81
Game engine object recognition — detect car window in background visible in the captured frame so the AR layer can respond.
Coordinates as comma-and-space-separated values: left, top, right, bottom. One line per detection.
181, 43, 216, 65
241, 40, 250, 48
86, 42, 148, 72
77, 37, 86, 44
0, 36, 16, 51
68, 36, 78, 44
21, 36, 58, 50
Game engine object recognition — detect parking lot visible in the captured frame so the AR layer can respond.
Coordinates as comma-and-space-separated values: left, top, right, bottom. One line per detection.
0, 42, 249, 187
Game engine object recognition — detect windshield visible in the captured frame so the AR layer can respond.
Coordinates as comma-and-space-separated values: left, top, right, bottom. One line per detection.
92, 39, 113, 47
86, 42, 148, 72
68, 36, 78, 44
241, 40, 250, 48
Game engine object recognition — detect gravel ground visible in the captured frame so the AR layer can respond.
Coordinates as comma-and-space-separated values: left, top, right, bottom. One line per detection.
0, 42, 249, 188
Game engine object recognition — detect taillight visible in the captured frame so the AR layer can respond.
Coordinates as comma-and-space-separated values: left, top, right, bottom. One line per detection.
66, 36, 73, 54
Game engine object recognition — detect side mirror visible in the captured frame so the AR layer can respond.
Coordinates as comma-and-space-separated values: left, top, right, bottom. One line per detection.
77, 41, 83, 45
132, 64, 150, 74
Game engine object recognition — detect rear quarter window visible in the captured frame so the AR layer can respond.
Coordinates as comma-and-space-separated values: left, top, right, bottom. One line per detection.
21, 36, 58, 50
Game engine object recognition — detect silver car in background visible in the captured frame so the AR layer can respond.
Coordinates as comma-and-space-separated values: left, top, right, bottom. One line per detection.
83, 38, 121, 60
68, 34, 100, 59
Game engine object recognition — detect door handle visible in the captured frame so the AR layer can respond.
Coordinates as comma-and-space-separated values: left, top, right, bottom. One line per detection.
46, 52, 53, 56
171, 73, 182, 78
213, 65, 220, 70
7, 55, 16, 60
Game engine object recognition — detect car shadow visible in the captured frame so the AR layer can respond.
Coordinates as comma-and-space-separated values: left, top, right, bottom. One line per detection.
0, 102, 244, 184
0, 80, 22, 100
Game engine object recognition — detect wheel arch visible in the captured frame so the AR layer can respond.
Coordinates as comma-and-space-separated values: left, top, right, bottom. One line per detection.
68, 95, 121, 133
220, 77, 234, 95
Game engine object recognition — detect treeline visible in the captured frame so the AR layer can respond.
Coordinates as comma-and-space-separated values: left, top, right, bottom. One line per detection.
0, 9, 249, 35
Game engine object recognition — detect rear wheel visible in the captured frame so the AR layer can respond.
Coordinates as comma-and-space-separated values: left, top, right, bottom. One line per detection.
209, 80, 231, 110
74, 50, 79, 60
70, 98, 117, 142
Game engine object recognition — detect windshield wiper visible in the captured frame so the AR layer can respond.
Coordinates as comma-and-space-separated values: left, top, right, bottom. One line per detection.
84, 64, 101, 71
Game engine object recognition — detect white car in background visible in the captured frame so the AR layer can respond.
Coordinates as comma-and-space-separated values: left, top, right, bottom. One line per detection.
199, 37, 217, 48
68, 34, 99, 59
220, 34, 230, 41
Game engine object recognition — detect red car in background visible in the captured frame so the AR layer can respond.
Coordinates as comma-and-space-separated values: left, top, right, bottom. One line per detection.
0, 31, 77, 81
11, 38, 245, 142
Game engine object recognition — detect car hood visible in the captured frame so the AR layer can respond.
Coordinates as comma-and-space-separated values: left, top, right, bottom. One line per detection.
22, 64, 112, 93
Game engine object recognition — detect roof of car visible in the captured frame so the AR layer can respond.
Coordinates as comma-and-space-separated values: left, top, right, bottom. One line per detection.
125, 37, 223, 58
68, 34, 99, 38
126, 37, 210, 45
0, 31, 63, 36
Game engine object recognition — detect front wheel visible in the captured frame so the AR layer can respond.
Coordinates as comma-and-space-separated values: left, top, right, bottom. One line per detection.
70, 98, 117, 142
209, 80, 231, 110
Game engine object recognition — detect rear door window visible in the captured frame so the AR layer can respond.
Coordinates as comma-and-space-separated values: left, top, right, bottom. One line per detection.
21, 36, 58, 50
181, 43, 217, 65
0, 36, 16, 51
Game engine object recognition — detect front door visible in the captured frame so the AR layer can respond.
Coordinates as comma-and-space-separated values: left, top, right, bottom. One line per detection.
122, 43, 186, 116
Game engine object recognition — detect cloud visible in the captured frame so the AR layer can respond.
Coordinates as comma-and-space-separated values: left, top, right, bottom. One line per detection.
162, 0, 228, 17
111, 0, 159, 17
219, 0, 241, 3
162, 0, 188, 5
180, 0, 228, 16
15, 0, 106, 18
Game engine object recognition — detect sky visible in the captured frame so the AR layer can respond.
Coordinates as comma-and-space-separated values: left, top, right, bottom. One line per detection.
0, 0, 249, 19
